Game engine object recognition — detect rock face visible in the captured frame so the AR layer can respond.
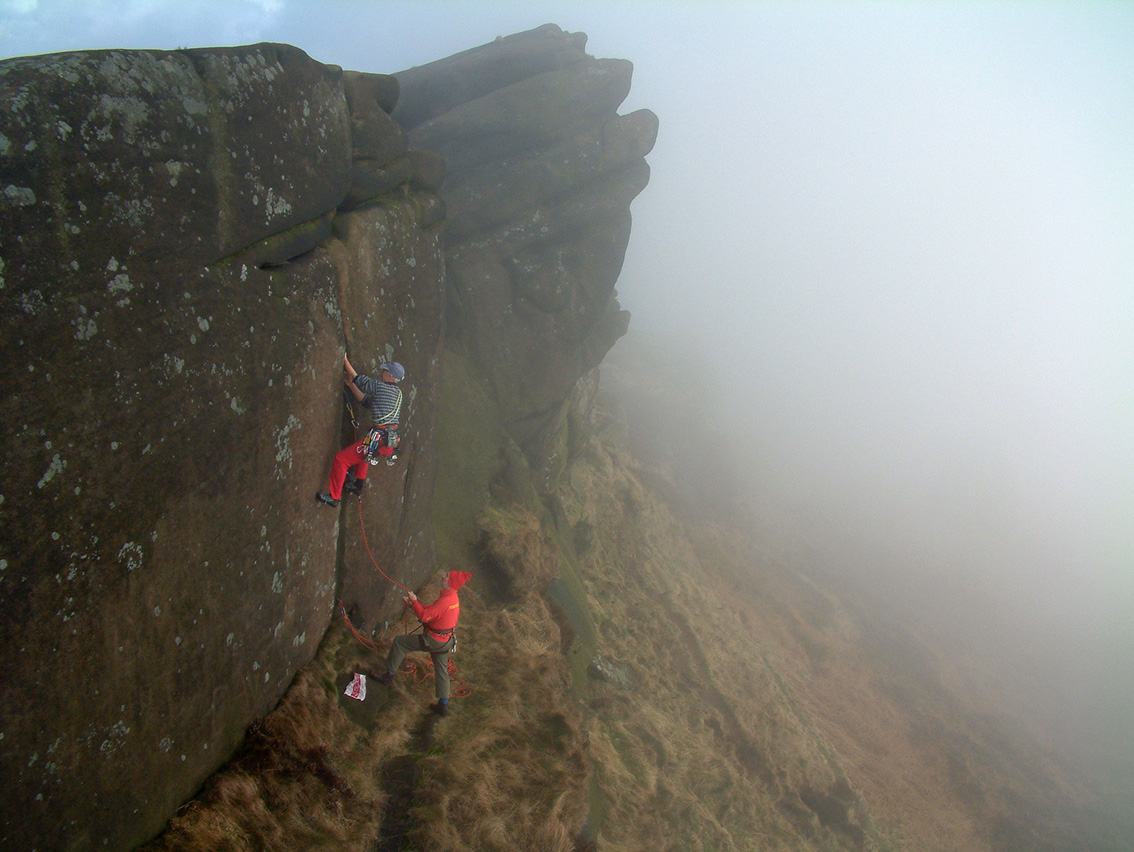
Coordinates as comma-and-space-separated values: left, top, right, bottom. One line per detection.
0, 26, 653, 852
0, 44, 445, 852
395, 24, 658, 476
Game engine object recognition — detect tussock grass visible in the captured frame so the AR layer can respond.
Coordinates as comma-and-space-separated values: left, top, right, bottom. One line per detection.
558, 438, 830, 851
475, 502, 561, 596
140, 616, 446, 852
146, 527, 589, 851
401, 537, 590, 851
559, 422, 1108, 852
146, 400, 1110, 852
143, 661, 386, 852
558, 432, 953, 851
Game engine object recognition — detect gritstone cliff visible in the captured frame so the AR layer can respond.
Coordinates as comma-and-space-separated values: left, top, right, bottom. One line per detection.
395, 24, 656, 475
0, 26, 654, 852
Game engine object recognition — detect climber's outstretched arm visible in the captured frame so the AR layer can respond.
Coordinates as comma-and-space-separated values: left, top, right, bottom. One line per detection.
343, 354, 366, 402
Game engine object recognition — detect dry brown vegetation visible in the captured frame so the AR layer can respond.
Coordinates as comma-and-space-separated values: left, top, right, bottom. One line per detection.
139, 623, 416, 852
142, 661, 391, 852
142, 412, 1110, 852
558, 426, 1106, 852
407, 589, 588, 851
562, 439, 873, 852
142, 562, 588, 852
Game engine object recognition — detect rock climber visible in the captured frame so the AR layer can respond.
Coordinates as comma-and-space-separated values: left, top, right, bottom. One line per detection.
316, 353, 403, 508
375, 569, 472, 717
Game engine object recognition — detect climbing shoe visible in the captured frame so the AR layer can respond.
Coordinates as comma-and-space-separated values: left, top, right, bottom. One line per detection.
375, 670, 395, 687
430, 701, 449, 717
343, 475, 365, 495
316, 492, 339, 508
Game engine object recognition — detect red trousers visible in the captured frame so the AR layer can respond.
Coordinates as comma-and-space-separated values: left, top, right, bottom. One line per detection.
327, 440, 369, 500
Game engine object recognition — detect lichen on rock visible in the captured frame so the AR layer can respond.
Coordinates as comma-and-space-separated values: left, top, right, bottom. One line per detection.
0, 42, 443, 852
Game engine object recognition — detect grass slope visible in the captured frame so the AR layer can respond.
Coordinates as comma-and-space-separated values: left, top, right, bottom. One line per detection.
141, 394, 1114, 852
559, 424, 1109, 852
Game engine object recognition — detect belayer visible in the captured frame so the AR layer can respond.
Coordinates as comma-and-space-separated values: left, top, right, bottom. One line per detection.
375, 569, 472, 717
317, 354, 403, 508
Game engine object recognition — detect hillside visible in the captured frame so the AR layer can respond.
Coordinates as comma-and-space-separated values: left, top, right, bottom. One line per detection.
139, 362, 1116, 851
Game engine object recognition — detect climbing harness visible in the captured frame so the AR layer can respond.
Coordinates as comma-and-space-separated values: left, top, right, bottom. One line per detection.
344, 388, 399, 466
343, 380, 400, 466
416, 623, 458, 655
358, 424, 399, 465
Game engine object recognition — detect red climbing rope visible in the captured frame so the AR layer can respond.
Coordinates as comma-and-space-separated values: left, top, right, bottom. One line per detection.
356, 494, 413, 593
342, 498, 472, 699
338, 600, 380, 650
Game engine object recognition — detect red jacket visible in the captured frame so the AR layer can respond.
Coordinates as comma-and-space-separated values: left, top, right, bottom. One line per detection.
412, 586, 460, 642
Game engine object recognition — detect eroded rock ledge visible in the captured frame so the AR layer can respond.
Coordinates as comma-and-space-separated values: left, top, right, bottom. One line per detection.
396, 24, 658, 473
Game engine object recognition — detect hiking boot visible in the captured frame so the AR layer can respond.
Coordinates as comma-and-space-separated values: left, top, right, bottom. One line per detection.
374, 670, 394, 687
316, 492, 339, 508
342, 475, 365, 495
430, 701, 449, 717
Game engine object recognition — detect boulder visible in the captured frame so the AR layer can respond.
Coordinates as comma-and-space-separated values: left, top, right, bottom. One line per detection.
443, 108, 659, 241
343, 68, 400, 118
343, 154, 414, 210
587, 654, 639, 691
0, 24, 656, 851
327, 203, 446, 629
406, 148, 446, 192
343, 72, 407, 161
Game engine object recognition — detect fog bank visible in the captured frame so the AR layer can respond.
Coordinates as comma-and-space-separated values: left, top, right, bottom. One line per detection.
610, 1, 1134, 788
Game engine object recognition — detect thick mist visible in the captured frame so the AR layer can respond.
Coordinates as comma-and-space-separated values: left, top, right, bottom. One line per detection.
4, 0, 1131, 811
610, 2, 1134, 792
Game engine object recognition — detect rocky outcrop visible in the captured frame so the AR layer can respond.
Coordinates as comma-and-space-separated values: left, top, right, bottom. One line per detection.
0, 26, 654, 852
395, 24, 658, 479
0, 44, 445, 852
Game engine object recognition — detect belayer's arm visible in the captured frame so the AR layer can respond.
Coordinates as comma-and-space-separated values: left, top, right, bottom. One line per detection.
411, 595, 447, 624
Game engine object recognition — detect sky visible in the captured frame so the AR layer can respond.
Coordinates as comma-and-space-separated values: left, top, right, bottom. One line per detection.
3, 0, 1133, 778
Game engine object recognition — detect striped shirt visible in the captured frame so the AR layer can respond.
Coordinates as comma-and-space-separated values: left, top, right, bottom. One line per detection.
352, 375, 402, 426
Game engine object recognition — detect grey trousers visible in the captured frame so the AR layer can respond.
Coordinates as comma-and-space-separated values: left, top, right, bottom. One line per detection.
384, 632, 454, 700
